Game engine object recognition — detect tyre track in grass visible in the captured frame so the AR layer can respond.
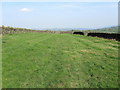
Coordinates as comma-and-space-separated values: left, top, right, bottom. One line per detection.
22, 34, 88, 88
21, 34, 65, 88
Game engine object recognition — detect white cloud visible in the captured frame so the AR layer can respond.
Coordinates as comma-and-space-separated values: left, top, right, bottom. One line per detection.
20, 8, 32, 12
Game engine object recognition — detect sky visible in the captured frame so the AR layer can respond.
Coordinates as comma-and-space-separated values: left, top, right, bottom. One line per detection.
1, 0, 119, 2
1, 2, 118, 29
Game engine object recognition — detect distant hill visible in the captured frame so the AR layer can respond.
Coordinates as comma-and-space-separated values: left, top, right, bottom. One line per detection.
32, 27, 92, 31
83, 26, 118, 33
32, 26, 119, 33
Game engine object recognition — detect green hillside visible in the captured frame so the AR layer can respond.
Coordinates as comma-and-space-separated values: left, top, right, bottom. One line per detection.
2, 32, 119, 88
83, 26, 118, 33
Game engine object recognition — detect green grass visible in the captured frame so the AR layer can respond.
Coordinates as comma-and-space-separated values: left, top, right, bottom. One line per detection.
2, 32, 119, 88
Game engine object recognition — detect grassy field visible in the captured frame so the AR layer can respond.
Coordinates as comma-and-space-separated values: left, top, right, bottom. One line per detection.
2, 32, 119, 88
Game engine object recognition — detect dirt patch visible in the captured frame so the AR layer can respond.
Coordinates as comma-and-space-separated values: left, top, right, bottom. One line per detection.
103, 47, 118, 50
80, 49, 97, 54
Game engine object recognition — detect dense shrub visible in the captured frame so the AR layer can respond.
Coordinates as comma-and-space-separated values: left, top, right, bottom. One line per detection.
88, 32, 120, 41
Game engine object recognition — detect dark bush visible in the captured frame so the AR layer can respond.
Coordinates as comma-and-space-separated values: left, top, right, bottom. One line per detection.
88, 32, 120, 41
73, 32, 84, 35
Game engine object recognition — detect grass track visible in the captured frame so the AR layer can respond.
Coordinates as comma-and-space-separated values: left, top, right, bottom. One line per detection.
2, 32, 119, 88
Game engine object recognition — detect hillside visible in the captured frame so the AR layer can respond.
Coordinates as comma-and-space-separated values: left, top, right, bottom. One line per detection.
2, 32, 119, 88
83, 26, 118, 33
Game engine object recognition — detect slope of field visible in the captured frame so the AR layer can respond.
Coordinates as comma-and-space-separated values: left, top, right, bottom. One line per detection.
2, 33, 119, 88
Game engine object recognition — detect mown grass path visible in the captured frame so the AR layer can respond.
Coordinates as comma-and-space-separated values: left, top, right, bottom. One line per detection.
2, 33, 119, 88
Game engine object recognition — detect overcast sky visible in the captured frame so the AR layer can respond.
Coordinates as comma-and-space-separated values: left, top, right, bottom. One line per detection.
1, 2, 118, 29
